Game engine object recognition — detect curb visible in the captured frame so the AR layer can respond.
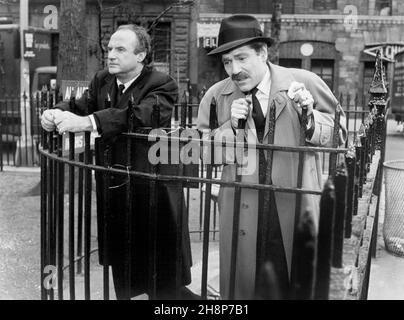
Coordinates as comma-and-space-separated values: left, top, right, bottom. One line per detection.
1, 166, 40, 173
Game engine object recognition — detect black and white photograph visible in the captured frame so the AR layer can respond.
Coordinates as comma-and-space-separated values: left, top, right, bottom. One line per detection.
0, 0, 404, 307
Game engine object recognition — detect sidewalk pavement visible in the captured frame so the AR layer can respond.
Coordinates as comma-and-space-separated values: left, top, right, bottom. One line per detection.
367, 119, 404, 300
368, 182, 404, 299
0, 170, 221, 300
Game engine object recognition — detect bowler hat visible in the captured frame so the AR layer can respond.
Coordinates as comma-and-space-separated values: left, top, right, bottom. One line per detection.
208, 15, 274, 56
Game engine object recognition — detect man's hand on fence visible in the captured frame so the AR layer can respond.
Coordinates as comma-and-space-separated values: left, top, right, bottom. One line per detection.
53, 111, 93, 134
287, 82, 314, 117
40, 109, 63, 132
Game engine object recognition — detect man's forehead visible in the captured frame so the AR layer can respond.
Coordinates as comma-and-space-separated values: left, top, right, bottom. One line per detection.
109, 29, 138, 46
222, 45, 255, 59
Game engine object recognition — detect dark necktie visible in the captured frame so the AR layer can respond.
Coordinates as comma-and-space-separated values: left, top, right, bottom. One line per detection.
250, 88, 290, 298
118, 83, 125, 98
118, 84, 125, 98
250, 87, 266, 137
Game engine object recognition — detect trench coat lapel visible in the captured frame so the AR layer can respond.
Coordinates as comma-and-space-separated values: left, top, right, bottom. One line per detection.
220, 63, 296, 142
99, 73, 117, 109
100, 67, 149, 110
115, 81, 143, 109
115, 67, 148, 109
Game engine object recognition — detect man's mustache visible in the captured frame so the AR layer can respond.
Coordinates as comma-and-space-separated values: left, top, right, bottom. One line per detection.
232, 73, 249, 81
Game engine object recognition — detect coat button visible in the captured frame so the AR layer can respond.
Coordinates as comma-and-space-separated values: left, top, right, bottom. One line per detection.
321, 133, 330, 145
241, 203, 249, 209
240, 230, 246, 236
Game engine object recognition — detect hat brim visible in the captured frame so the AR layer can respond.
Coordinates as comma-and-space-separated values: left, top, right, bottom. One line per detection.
207, 36, 274, 56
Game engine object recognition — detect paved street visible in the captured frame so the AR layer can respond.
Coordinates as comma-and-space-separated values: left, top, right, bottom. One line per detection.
368, 119, 404, 300
0, 168, 219, 300
0, 170, 41, 299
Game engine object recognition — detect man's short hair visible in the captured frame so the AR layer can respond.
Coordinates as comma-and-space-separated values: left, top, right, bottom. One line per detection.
220, 41, 268, 57
248, 41, 268, 55
117, 24, 152, 65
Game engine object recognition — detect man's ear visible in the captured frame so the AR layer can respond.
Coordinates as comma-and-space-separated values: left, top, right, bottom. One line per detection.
260, 46, 268, 62
137, 51, 146, 63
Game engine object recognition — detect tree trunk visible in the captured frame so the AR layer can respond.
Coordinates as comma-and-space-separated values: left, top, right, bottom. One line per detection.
268, 1, 282, 65
57, 0, 87, 84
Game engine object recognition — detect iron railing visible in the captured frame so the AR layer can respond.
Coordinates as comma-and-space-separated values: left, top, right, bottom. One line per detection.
38, 51, 388, 300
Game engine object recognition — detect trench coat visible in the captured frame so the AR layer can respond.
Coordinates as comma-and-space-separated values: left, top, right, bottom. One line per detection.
197, 63, 347, 299
57, 66, 192, 297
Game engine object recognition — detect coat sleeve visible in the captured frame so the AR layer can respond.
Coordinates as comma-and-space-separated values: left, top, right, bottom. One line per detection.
298, 71, 347, 148
93, 74, 177, 140
54, 74, 98, 116
197, 85, 236, 165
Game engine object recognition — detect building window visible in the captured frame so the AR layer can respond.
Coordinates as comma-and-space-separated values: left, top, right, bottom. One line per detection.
313, 0, 337, 10
150, 22, 171, 74
363, 61, 375, 107
224, 0, 294, 14
311, 59, 334, 91
376, 0, 392, 15
279, 58, 302, 68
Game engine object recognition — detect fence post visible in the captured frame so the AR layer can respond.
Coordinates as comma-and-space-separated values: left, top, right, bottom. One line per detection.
328, 106, 341, 178
100, 93, 111, 300
291, 210, 317, 300
345, 147, 356, 238
332, 162, 347, 268
367, 50, 388, 258
314, 178, 335, 300
0, 98, 3, 171
83, 130, 92, 300
290, 105, 307, 298
201, 96, 217, 299
148, 102, 161, 299
255, 101, 278, 299
123, 95, 135, 300
40, 96, 48, 300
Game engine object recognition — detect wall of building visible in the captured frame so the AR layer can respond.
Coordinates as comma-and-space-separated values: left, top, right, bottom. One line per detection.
200, 0, 404, 16
280, 16, 404, 97
197, 0, 404, 104
1, 0, 194, 94
199, 0, 224, 14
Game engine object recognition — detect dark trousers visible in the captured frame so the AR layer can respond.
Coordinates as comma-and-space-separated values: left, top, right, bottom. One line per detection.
111, 264, 198, 300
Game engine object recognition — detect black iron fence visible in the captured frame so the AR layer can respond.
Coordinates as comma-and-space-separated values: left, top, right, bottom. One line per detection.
0, 86, 205, 170
37, 52, 388, 300
0, 92, 43, 169
0, 84, 375, 171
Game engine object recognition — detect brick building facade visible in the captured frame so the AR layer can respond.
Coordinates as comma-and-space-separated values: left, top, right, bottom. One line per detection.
195, 0, 404, 107
2, 0, 404, 105
0, 0, 194, 94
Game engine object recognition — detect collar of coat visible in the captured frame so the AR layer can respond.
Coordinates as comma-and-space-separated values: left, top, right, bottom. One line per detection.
101, 65, 152, 109
220, 62, 294, 125
219, 62, 294, 97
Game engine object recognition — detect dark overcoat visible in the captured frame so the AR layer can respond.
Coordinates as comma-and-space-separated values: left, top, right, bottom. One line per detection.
57, 66, 192, 297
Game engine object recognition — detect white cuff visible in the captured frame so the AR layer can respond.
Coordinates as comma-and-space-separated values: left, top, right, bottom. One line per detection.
88, 115, 100, 138
306, 109, 320, 144
306, 114, 313, 129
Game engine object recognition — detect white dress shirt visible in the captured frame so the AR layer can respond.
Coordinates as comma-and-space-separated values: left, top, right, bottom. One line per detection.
249, 65, 314, 134
253, 65, 271, 117
89, 75, 140, 134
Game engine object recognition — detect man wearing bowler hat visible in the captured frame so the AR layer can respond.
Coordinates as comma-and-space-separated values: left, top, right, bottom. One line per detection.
197, 15, 347, 299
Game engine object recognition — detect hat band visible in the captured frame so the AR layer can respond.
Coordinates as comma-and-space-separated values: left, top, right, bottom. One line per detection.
218, 28, 263, 47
